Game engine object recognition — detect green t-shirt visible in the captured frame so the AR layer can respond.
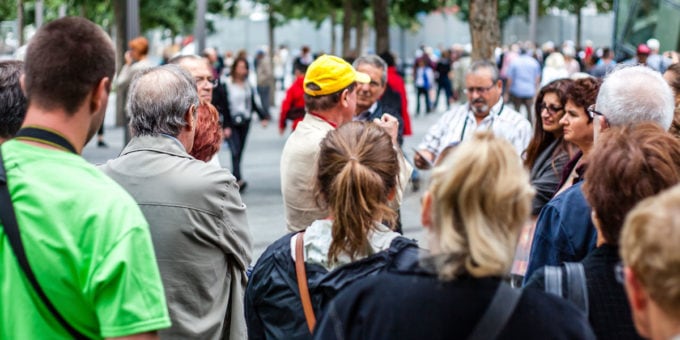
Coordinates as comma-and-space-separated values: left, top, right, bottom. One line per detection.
0, 140, 171, 339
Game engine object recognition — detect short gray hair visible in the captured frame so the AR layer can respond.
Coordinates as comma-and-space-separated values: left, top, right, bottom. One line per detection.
353, 55, 388, 85
127, 64, 199, 137
596, 65, 674, 129
466, 60, 500, 82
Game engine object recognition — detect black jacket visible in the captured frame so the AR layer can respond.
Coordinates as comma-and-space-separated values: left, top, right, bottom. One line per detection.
244, 233, 419, 340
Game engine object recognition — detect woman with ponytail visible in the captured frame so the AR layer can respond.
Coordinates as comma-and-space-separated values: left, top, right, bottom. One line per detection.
314, 132, 596, 340
245, 121, 419, 339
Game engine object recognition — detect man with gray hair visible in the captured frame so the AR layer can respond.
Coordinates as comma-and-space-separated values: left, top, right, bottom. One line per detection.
0, 60, 27, 143
525, 65, 676, 282
100, 64, 252, 339
353, 55, 404, 144
414, 60, 531, 168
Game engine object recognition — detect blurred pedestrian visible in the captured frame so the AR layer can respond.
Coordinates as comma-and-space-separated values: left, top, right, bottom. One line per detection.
225, 57, 270, 191
115, 36, 155, 147
279, 62, 307, 134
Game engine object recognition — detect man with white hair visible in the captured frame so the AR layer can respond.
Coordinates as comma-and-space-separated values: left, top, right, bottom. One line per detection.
645, 38, 673, 73
524, 65, 675, 282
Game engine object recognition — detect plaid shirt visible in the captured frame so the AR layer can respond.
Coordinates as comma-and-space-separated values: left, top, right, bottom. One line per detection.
417, 99, 532, 158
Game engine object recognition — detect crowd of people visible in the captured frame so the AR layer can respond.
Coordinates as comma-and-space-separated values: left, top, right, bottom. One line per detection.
2, 16, 680, 340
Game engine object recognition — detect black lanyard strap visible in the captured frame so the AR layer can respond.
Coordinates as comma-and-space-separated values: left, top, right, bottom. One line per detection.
15, 126, 77, 154
0, 149, 88, 339
460, 102, 505, 141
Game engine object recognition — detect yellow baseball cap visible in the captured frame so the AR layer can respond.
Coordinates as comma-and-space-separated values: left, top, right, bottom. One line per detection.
303, 54, 370, 96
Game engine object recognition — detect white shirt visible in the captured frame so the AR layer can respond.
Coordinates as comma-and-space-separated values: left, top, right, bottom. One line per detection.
290, 219, 400, 271
417, 100, 532, 158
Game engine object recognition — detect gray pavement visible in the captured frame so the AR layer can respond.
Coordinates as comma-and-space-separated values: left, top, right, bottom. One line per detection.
83, 89, 454, 263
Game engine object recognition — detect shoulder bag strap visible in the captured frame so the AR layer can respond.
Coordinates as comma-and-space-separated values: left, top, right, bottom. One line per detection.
467, 281, 523, 340
544, 265, 563, 297
295, 231, 316, 333
564, 262, 589, 316
0, 149, 88, 339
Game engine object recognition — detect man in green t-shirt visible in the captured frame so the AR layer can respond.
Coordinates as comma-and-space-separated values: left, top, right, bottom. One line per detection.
0, 17, 171, 339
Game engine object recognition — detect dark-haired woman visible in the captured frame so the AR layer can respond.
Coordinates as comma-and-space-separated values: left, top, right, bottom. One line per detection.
553, 76, 602, 196
225, 57, 270, 191
245, 122, 419, 339
513, 79, 575, 279
524, 79, 575, 215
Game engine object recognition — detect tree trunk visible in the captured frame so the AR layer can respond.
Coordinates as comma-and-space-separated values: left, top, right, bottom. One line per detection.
469, 0, 500, 62
268, 5, 276, 106
17, 0, 24, 47
114, 0, 127, 127
342, 0, 353, 58
575, 6, 582, 50
330, 10, 337, 55
355, 11, 364, 56
373, 0, 389, 54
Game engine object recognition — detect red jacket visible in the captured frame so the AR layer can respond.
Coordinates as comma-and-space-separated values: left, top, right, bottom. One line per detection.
385, 66, 412, 136
279, 75, 306, 131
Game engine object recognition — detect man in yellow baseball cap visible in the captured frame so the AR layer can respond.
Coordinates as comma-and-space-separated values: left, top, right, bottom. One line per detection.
280, 54, 373, 231
303, 54, 371, 97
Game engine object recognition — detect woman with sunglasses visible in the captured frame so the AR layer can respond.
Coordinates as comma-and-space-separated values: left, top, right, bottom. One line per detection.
512, 79, 576, 281
553, 76, 601, 196
524, 79, 576, 215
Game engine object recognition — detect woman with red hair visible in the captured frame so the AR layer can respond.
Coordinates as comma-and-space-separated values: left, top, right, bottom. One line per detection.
191, 102, 222, 165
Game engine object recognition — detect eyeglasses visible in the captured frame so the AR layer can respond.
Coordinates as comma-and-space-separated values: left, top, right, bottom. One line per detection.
464, 83, 496, 94
587, 104, 606, 120
195, 76, 218, 88
540, 103, 564, 115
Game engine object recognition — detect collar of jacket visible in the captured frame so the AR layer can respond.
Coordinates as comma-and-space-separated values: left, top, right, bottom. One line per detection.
120, 134, 193, 159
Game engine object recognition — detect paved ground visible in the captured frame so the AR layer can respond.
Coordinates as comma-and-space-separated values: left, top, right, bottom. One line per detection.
83, 89, 456, 263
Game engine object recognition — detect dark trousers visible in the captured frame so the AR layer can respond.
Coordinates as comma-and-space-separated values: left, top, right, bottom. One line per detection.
228, 121, 251, 181
509, 94, 533, 120
434, 78, 453, 110
415, 87, 431, 115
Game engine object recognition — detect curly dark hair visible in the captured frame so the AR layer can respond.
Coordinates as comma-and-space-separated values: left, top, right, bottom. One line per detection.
565, 77, 602, 123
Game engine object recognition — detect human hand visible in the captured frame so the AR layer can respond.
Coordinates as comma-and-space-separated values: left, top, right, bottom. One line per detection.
373, 113, 399, 146
124, 50, 133, 65
413, 149, 435, 170
261, 119, 269, 128
279, 126, 285, 135
223, 127, 232, 139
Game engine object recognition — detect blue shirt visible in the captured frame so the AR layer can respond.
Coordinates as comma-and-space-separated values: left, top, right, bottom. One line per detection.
507, 54, 541, 98
523, 181, 598, 284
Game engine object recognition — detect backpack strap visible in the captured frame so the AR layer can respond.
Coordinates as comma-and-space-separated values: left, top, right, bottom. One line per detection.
295, 231, 316, 333
564, 262, 589, 316
544, 265, 563, 297
543, 263, 589, 316
466, 281, 522, 340
0, 149, 88, 339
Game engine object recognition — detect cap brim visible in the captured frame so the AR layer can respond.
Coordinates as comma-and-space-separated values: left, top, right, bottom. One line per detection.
355, 71, 370, 84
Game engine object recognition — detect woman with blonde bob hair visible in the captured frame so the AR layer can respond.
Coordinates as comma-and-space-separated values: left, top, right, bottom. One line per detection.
245, 122, 419, 339
314, 132, 595, 339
